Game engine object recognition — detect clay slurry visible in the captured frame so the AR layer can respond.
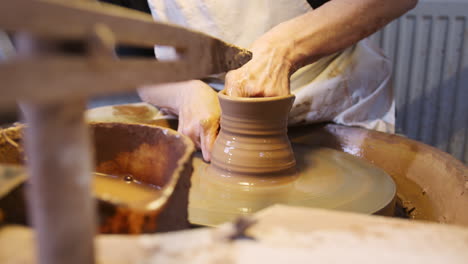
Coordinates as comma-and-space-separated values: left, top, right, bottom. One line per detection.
93, 172, 162, 209
189, 145, 396, 226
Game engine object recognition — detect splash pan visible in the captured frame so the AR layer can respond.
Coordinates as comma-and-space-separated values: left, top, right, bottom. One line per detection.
0, 122, 195, 234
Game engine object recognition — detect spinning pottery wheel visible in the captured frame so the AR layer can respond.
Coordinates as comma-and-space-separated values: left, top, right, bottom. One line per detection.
190, 147, 396, 226
86, 93, 397, 227
86, 102, 467, 227
188, 91, 396, 226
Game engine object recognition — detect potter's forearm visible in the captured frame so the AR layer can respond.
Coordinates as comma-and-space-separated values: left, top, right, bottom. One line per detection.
265, 0, 417, 70
137, 83, 185, 115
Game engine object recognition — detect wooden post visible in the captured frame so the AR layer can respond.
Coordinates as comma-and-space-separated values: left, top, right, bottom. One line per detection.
22, 101, 96, 264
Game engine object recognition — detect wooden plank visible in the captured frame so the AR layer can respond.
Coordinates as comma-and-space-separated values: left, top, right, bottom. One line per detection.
0, 0, 251, 63
0, 40, 249, 108
0, 0, 215, 48
0, 57, 208, 108
2, 205, 468, 263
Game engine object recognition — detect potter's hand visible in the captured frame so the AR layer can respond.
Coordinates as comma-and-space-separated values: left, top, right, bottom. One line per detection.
225, 39, 292, 97
179, 81, 220, 162
138, 80, 220, 162
226, 0, 418, 98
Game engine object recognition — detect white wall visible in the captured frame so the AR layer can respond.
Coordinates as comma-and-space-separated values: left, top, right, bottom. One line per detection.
370, 0, 468, 163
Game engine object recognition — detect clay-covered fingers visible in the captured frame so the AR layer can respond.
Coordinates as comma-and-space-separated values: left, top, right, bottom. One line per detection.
175, 80, 221, 161
224, 51, 291, 98
177, 93, 203, 149
177, 115, 201, 148
225, 70, 247, 97
225, 67, 266, 97
199, 117, 220, 162
225, 66, 290, 98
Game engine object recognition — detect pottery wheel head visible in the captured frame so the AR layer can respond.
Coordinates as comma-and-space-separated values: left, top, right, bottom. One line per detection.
189, 145, 396, 227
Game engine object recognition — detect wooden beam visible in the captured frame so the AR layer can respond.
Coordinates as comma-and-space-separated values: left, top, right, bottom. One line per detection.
0, 58, 204, 108
0, 0, 209, 47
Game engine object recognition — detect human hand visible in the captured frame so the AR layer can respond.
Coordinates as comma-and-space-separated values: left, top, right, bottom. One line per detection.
225, 37, 293, 97
178, 81, 220, 162
138, 80, 220, 161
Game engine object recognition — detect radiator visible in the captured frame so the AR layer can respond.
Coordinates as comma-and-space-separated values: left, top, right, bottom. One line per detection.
370, 1, 468, 164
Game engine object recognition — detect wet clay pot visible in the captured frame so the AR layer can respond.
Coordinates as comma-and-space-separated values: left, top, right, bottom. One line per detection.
210, 91, 296, 177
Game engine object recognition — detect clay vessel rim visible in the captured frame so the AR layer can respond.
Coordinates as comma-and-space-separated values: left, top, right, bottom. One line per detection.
219, 90, 295, 103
